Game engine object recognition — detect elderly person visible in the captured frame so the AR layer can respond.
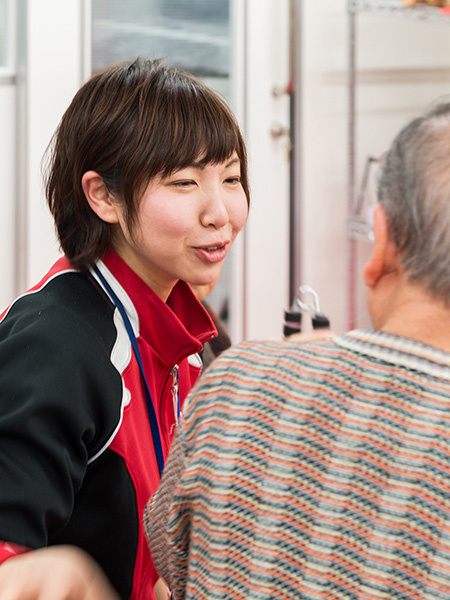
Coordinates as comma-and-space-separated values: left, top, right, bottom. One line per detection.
145, 98, 450, 599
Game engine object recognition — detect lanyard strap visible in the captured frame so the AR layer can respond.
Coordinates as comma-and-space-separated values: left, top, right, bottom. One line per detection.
93, 266, 165, 476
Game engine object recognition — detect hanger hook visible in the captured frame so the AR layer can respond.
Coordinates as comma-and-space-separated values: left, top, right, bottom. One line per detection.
295, 285, 321, 315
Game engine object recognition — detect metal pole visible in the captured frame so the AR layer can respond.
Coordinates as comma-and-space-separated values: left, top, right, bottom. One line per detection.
289, 0, 302, 303
347, 1, 357, 330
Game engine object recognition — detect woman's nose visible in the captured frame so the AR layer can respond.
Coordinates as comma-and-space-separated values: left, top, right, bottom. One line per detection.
200, 188, 229, 229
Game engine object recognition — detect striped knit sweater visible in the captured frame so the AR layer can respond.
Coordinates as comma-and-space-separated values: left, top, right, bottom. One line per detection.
145, 330, 450, 599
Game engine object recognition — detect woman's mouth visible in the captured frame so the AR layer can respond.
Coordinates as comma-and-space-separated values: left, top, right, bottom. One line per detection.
194, 242, 229, 263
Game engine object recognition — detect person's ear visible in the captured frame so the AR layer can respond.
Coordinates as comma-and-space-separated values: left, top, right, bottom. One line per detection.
363, 204, 396, 288
81, 171, 120, 224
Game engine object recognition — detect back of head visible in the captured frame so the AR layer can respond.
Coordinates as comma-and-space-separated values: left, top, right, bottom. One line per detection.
376, 99, 450, 303
44, 56, 249, 271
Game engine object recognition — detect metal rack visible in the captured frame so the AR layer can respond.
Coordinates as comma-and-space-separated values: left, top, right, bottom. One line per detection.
347, 0, 450, 240
349, 0, 450, 22
346, 0, 450, 327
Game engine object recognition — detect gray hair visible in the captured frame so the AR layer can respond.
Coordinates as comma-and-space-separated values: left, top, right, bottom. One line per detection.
377, 98, 450, 304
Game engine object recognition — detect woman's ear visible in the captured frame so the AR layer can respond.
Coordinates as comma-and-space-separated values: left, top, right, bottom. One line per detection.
363, 204, 396, 288
81, 171, 120, 224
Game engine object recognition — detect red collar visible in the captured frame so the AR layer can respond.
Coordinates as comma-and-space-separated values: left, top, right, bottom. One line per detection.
98, 249, 217, 366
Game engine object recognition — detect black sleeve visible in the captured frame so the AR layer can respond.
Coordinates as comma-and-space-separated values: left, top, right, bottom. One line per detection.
0, 273, 123, 548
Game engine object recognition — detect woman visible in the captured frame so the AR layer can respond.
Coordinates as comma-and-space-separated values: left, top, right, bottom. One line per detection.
0, 57, 249, 600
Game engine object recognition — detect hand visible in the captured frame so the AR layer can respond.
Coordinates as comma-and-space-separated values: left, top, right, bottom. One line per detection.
154, 578, 170, 600
0, 545, 119, 600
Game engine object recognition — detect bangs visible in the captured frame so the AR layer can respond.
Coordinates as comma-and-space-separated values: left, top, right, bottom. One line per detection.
174, 89, 242, 170
137, 70, 244, 178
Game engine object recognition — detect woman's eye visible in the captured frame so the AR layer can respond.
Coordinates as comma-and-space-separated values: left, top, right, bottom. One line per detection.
225, 176, 241, 185
171, 180, 195, 188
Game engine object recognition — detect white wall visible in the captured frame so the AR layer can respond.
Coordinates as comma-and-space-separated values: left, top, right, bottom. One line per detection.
19, 0, 84, 293
352, 8, 450, 331
0, 83, 16, 309
297, 0, 450, 334
239, 0, 291, 341
298, 1, 349, 333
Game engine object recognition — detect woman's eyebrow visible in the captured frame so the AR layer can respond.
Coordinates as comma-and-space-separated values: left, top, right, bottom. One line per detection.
225, 157, 240, 168
190, 156, 240, 170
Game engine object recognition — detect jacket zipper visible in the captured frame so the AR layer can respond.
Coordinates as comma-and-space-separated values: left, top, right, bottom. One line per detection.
169, 364, 179, 424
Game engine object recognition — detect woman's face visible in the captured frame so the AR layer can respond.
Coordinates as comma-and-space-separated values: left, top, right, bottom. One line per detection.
112, 154, 248, 301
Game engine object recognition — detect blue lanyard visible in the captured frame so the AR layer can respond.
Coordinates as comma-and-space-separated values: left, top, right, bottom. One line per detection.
93, 266, 165, 476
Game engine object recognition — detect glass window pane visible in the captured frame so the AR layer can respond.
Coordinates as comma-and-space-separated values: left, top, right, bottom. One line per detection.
0, 0, 7, 67
91, 0, 231, 98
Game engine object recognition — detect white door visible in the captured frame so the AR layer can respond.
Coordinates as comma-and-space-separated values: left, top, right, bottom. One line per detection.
238, 0, 291, 341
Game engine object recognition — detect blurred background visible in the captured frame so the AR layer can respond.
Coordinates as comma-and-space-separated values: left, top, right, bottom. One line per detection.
1, 0, 450, 342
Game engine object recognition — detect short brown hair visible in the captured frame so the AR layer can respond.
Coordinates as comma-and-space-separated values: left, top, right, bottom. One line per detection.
44, 57, 249, 271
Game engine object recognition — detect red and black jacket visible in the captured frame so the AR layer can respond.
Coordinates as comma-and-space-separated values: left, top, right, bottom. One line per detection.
0, 248, 216, 599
